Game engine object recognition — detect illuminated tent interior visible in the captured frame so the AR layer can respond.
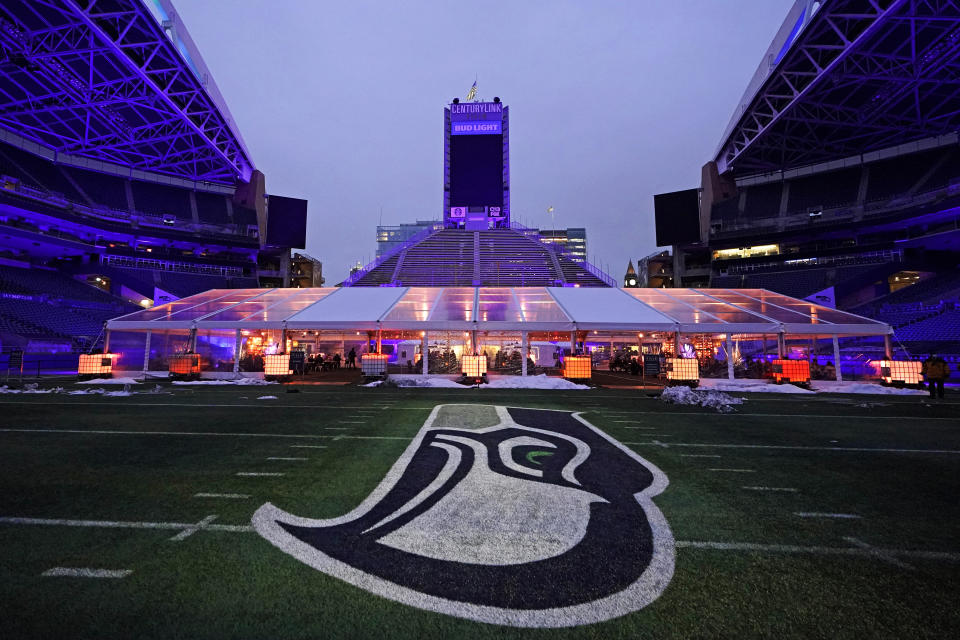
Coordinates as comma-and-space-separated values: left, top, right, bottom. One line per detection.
103, 287, 893, 380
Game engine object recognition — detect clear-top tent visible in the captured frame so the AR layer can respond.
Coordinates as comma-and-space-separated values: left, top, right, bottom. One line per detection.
107, 286, 890, 336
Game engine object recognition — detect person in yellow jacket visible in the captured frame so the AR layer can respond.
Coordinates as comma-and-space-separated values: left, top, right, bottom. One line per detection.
921, 354, 950, 399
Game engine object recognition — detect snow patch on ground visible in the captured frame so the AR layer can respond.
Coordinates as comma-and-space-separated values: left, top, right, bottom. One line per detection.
362, 380, 384, 387
77, 377, 141, 385
698, 378, 814, 394
660, 385, 745, 413
389, 376, 466, 389
0, 384, 65, 394
172, 378, 275, 386
810, 381, 928, 396
483, 374, 590, 390
256, 395, 279, 400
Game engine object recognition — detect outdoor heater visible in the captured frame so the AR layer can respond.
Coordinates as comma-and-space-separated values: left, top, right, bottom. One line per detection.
78, 353, 115, 378
461, 354, 487, 379
264, 354, 293, 378
169, 354, 201, 380
665, 357, 699, 383
564, 356, 592, 380
873, 360, 922, 385
772, 359, 810, 384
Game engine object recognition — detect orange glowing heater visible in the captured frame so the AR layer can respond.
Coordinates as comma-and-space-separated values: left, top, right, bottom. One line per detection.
78, 353, 115, 376
874, 360, 922, 385
461, 354, 487, 378
264, 354, 292, 377
169, 354, 200, 377
361, 353, 389, 376
564, 356, 592, 380
665, 358, 699, 382
772, 359, 810, 383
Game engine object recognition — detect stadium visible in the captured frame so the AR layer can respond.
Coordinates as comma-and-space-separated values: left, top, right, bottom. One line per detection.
1, 1, 958, 638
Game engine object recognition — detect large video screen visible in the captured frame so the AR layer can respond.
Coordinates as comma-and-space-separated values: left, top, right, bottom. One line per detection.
654, 188, 700, 246
266, 195, 308, 248
449, 134, 503, 209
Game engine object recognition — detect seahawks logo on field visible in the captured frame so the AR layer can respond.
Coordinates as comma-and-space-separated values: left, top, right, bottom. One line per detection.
252, 405, 674, 628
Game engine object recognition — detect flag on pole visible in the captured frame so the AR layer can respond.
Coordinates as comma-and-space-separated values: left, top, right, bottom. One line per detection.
465, 81, 478, 101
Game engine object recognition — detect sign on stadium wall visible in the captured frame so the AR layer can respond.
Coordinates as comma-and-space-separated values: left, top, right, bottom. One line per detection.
253, 404, 674, 627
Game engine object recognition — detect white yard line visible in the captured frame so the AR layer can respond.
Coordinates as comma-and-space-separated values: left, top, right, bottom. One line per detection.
796, 512, 861, 519
624, 426, 656, 430
290, 445, 327, 449
0, 516, 253, 533
266, 457, 307, 461
676, 540, 959, 563
708, 468, 755, 473
680, 454, 721, 458
235, 472, 284, 477
169, 514, 218, 542
338, 421, 367, 424
42, 567, 131, 579
0, 428, 331, 440
843, 537, 914, 569
624, 441, 960, 455
193, 493, 250, 499
323, 427, 351, 431
742, 486, 798, 492
7, 517, 958, 567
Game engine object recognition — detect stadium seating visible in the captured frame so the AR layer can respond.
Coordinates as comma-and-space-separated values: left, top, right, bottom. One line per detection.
871, 270, 960, 306
195, 190, 232, 224
0, 143, 87, 203
787, 168, 860, 213
0, 265, 117, 304
742, 181, 783, 219
865, 148, 943, 202
892, 308, 960, 348
130, 179, 192, 219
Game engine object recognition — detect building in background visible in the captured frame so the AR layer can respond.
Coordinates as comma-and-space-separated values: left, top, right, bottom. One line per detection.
537, 228, 587, 262
376, 220, 443, 258
289, 253, 325, 288
637, 251, 673, 288
623, 261, 639, 288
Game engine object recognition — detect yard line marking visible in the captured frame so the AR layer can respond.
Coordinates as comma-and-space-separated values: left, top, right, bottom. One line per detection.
843, 537, 914, 569
290, 445, 327, 449
323, 427, 351, 431
612, 420, 642, 423
42, 567, 131, 579
267, 457, 307, 461
708, 468, 755, 473
0, 428, 331, 440
623, 441, 960, 455
680, 454, 721, 458
338, 421, 366, 424
193, 493, 250, 499
624, 426, 655, 430
742, 486, 798, 492
169, 514, 218, 542
675, 541, 960, 564
236, 472, 284, 477
795, 512, 861, 519
332, 435, 408, 441
0, 516, 253, 533
9, 518, 960, 566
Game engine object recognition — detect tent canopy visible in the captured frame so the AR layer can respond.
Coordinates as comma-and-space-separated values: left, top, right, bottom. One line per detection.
106, 286, 891, 336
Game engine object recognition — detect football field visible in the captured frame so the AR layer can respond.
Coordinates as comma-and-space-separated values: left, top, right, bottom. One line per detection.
1, 384, 958, 639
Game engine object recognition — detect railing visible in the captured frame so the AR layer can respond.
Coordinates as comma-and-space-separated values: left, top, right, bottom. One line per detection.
342, 225, 440, 286
509, 222, 617, 287
100, 254, 245, 277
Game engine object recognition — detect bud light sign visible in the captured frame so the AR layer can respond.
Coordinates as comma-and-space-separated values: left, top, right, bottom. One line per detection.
451, 121, 502, 135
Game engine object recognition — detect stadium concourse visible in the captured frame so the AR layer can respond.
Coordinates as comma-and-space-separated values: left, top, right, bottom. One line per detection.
101, 285, 893, 386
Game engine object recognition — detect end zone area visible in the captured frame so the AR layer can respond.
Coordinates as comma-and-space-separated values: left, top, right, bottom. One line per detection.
1, 385, 958, 638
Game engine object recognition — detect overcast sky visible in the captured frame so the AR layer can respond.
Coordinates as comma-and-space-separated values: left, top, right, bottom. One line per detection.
173, 0, 793, 283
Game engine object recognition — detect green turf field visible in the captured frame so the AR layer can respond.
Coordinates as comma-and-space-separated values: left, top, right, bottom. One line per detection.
1, 383, 958, 639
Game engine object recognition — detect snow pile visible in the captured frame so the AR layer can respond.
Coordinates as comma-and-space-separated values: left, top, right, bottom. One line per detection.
362, 380, 384, 387
483, 374, 590, 390
389, 376, 466, 389
810, 381, 927, 396
68, 384, 133, 397
77, 377, 141, 385
698, 378, 814, 394
172, 378, 276, 386
660, 385, 744, 413
256, 395, 278, 400
0, 384, 65, 394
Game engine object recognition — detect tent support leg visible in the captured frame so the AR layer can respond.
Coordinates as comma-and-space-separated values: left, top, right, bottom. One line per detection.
422, 332, 428, 375
142, 330, 151, 374
726, 335, 735, 380
521, 332, 528, 377
884, 334, 893, 360
833, 335, 843, 383
233, 329, 242, 377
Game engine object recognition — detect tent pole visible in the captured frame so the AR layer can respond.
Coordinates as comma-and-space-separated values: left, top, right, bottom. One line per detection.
103, 330, 111, 353
833, 335, 843, 383
777, 332, 786, 359
142, 330, 151, 374
521, 332, 528, 377
884, 334, 893, 360
233, 329, 242, 377
422, 332, 428, 375
726, 335, 735, 380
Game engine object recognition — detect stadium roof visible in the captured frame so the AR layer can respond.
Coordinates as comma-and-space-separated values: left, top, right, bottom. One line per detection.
716, 0, 960, 174
0, 0, 253, 183
106, 286, 891, 336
